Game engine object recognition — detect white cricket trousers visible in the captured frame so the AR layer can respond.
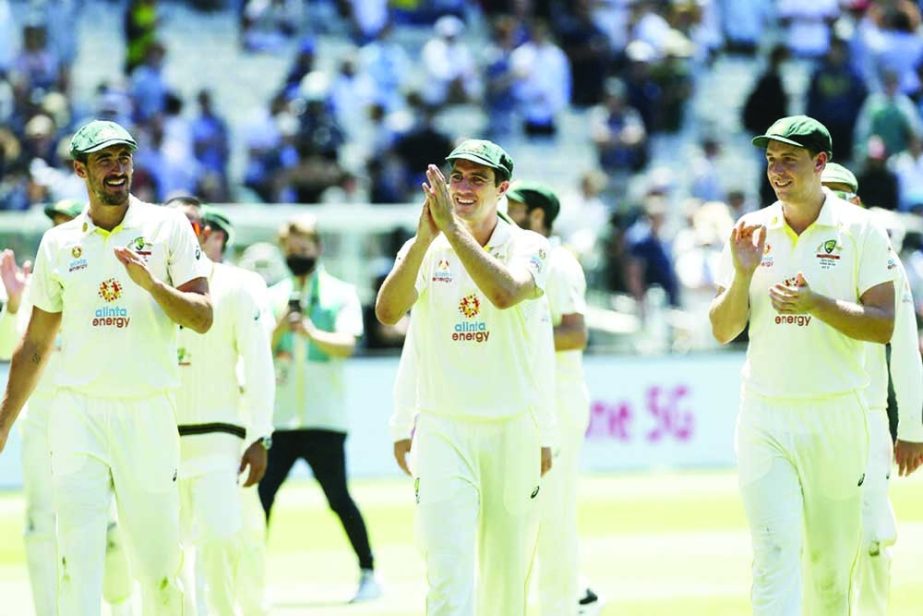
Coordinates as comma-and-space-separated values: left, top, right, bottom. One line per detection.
413, 412, 542, 616
21, 395, 134, 616
237, 485, 269, 616
855, 410, 896, 616
535, 379, 590, 616
179, 467, 244, 616
736, 389, 868, 616
49, 390, 184, 616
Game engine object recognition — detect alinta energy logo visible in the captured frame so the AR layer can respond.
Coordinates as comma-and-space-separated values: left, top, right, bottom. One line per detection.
433, 258, 452, 283
94, 278, 130, 328
453, 293, 490, 343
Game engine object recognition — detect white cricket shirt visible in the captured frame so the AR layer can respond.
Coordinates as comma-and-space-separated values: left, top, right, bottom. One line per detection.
402, 217, 555, 442
29, 197, 210, 398
717, 196, 894, 398
864, 255, 923, 441
546, 238, 588, 384
175, 260, 275, 476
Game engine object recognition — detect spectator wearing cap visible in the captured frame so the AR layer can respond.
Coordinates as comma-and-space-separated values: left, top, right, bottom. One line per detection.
711, 114, 897, 615
505, 181, 599, 616
421, 15, 481, 107
378, 139, 556, 615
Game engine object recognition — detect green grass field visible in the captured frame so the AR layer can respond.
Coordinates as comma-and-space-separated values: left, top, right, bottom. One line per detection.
1, 471, 921, 615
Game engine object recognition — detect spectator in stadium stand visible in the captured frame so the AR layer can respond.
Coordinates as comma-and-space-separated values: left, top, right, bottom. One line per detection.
856, 136, 900, 211
853, 69, 921, 163
357, 22, 412, 113
280, 37, 317, 100
0, 0, 14, 74
622, 40, 662, 136
420, 15, 481, 107
805, 37, 869, 163
742, 44, 791, 205
557, 0, 613, 108
129, 40, 169, 124
191, 89, 231, 202
717, 0, 771, 55
124, 0, 159, 75
626, 195, 681, 308
12, 24, 63, 94
483, 16, 519, 140
891, 136, 923, 211
590, 77, 649, 177
511, 19, 572, 139
240, 0, 302, 53
393, 96, 454, 198
777, 0, 839, 59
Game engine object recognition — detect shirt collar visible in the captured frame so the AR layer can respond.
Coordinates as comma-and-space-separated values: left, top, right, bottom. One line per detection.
766, 196, 839, 231
79, 195, 146, 236
483, 216, 513, 253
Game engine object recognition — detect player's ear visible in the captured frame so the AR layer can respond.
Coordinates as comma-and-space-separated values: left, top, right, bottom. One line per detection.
73, 160, 87, 179
815, 152, 828, 174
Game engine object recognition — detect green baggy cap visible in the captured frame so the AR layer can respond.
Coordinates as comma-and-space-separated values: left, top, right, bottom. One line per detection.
820, 162, 858, 192
446, 139, 514, 181
201, 205, 235, 246
505, 182, 561, 226
751, 115, 832, 156
43, 198, 84, 221
69, 120, 138, 158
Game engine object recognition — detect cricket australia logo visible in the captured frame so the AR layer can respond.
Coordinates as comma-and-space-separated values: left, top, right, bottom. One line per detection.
815, 238, 842, 269
130, 236, 153, 262
98, 278, 123, 302
453, 293, 490, 343
68, 245, 88, 272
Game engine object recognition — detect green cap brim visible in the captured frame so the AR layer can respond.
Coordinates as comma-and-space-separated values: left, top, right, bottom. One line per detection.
79, 138, 138, 154
446, 153, 510, 179
751, 135, 805, 149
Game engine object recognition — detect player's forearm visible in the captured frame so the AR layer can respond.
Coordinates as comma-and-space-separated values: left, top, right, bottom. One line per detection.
709, 274, 751, 344
0, 336, 53, 435
0, 308, 20, 360
443, 222, 534, 309
376, 239, 428, 325
808, 295, 894, 343
554, 320, 588, 351
149, 280, 213, 333
304, 329, 356, 358
890, 306, 923, 441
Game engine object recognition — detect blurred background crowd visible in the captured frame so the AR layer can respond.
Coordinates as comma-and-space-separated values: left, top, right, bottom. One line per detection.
0, 0, 922, 355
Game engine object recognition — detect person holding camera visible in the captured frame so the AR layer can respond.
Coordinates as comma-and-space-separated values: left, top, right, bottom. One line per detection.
258, 213, 380, 603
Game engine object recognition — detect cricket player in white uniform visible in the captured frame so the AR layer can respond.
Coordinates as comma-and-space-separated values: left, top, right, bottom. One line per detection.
0, 120, 213, 615
377, 139, 556, 616
819, 163, 923, 614
199, 204, 276, 616
710, 116, 895, 614
0, 200, 134, 616
168, 199, 275, 615
505, 183, 598, 616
